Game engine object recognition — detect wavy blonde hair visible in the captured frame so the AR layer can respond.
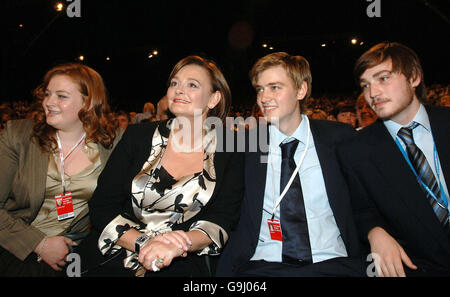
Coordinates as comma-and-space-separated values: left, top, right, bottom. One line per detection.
250, 52, 312, 112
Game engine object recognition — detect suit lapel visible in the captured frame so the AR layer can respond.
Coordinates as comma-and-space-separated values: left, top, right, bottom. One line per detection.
309, 121, 350, 236
213, 151, 227, 194
427, 107, 450, 187
28, 140, 49, 219
245, 124, 269, 234
367, 121, 446, 240
245, 150, 267, 231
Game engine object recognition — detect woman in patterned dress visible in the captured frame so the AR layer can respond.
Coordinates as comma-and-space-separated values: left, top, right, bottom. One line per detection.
77, 56, 244, 277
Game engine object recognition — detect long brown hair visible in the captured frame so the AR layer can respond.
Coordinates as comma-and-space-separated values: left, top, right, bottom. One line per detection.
32, 63, 117, 152
167, 56, 231, 122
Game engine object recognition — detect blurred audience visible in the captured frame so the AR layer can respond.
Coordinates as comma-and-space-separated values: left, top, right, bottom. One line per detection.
116, 110, 131, 130
1, 83, 448, 132
354, 93, 377, 130
0, 105, 16, 131
308, 108, 328, 120
133, 102, 156, 123
440, 95, 450, 107
333, 102, 357, 128
156, 95, 172, 121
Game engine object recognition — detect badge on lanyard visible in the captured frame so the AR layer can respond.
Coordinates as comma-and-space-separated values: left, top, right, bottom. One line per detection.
55, 132, 86, 221
267, 219, 283, 241
55, 192, 75, 221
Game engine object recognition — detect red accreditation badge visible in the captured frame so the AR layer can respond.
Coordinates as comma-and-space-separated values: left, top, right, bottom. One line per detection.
55, 192, 75, 221
267, 219, 283, 241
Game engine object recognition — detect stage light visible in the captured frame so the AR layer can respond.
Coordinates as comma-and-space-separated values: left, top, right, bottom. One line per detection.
321, 43, 326, 47
351, 38, 358, 45
78, 55, 84, 61
262, 43, 268, 48
55, 2, 64, 11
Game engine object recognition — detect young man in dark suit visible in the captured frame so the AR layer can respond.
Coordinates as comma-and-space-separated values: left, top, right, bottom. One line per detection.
337, 42, 450, 276
216, 52, 365, 277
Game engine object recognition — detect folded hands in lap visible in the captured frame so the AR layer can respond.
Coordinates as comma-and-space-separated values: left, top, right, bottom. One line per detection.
138, 230, 192, 271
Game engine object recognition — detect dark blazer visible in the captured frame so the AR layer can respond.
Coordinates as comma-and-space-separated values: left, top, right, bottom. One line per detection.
216, 119, 362, 276
83, 120, 244, 276
336, 106, 450, 272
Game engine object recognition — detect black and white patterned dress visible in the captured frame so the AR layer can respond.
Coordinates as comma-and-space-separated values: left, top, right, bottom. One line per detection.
97, 119, 227, 275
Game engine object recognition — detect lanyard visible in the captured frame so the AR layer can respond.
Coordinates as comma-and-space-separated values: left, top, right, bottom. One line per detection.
395, 137, 449, 211
56, 132, 86, 193
270, 117, 311, 219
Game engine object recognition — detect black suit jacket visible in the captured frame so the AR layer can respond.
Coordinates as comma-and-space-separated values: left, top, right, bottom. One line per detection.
216, 119, 362, 276
336, 106, 450, 272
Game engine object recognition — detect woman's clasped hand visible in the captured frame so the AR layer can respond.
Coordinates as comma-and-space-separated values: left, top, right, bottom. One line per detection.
138, 231, 192, 271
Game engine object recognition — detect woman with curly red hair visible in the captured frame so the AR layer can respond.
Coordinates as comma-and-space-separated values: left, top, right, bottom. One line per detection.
0, 63, 122, 276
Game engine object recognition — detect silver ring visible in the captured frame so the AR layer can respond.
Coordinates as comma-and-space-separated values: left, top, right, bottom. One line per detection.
151, 258, 160, 272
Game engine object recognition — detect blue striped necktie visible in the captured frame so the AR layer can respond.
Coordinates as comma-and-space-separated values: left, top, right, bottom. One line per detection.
397, 122, 449, 227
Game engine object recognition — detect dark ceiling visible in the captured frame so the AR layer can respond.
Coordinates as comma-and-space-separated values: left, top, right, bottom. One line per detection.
1, 0, 449, 111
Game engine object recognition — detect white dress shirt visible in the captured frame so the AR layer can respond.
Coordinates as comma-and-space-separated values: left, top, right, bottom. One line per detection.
251, 114, 348, 263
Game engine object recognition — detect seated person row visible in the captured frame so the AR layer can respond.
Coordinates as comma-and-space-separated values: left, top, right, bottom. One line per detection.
218, 42, 449, 277
4, 42, 446, 278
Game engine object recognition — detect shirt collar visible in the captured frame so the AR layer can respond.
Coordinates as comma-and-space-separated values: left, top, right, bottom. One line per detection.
270, 114, 309, 147
383, 104, 431, 140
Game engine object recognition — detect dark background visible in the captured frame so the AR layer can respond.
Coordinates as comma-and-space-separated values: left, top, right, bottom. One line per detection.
1, 0, 449, 112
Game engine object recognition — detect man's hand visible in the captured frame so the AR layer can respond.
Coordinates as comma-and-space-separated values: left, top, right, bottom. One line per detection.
368, 227, 417, 277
